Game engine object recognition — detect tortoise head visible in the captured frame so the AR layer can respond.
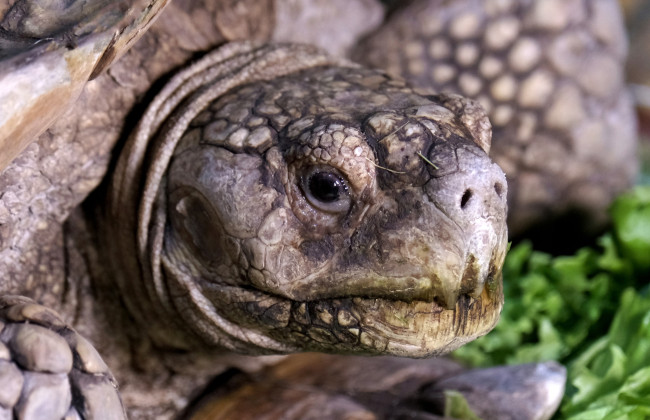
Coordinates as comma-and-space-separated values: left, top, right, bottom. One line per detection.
105, 43, 507, 357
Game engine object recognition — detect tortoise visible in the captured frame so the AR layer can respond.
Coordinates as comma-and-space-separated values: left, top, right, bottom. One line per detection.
0, 0, 635, 418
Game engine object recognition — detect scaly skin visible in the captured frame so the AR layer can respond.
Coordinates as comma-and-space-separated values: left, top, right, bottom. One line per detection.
0, 296, 125, 419
354, 0, 638, 242
0, 0, 632, 418
98, 42, 508, 360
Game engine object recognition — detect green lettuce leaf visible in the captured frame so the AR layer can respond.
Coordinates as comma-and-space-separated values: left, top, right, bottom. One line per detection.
444, 390, 482, 420
562, 289, 650, 418
610, 187, 650, 273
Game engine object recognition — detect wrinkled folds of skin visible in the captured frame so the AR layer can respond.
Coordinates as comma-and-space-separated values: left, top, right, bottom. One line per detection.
102, 42, 508, 358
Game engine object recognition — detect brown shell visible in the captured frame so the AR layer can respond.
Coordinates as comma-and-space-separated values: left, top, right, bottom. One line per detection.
0, 0, 170, 172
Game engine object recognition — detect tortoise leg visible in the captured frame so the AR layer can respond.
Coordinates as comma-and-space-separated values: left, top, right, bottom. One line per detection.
0, 295, 125, 420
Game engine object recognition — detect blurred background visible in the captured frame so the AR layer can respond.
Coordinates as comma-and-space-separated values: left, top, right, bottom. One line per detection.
621, 0, 650, 183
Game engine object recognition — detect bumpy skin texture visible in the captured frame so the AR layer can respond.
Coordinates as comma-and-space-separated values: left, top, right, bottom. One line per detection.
3, 0, 633, 417
0, 0, 384, 318
0, 296, 125, 419
354, 0, 638, 239
101, 42, 508, 358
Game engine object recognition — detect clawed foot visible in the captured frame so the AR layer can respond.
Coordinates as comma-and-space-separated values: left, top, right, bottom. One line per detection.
0, 296, 125, 420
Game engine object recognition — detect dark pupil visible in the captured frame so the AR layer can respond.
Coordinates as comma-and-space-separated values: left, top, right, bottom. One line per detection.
309, 172, 343, 203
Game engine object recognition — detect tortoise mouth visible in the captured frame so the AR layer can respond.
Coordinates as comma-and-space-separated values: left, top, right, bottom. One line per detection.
210, 268, 504, 357
265, 245, 506, 309
277, 281, 502, 357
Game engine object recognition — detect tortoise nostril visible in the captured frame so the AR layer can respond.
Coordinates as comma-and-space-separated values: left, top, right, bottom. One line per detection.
460, 189, 472, 209
494, 182, 504, 198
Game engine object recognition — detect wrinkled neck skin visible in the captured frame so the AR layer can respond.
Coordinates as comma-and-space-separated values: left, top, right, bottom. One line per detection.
101, 42, 508, 360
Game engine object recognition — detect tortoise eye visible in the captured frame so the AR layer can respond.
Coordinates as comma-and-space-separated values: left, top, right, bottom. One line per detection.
302, 168, 351, 213
309, 172, 345, 202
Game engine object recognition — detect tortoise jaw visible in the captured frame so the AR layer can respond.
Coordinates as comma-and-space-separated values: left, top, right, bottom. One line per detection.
265, 240, 507, 356
263, 225, 508, 310
277, 277, 504, 357
192, 256, 504, 356
339, 243, 507, 310
205, 254, 505, 356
